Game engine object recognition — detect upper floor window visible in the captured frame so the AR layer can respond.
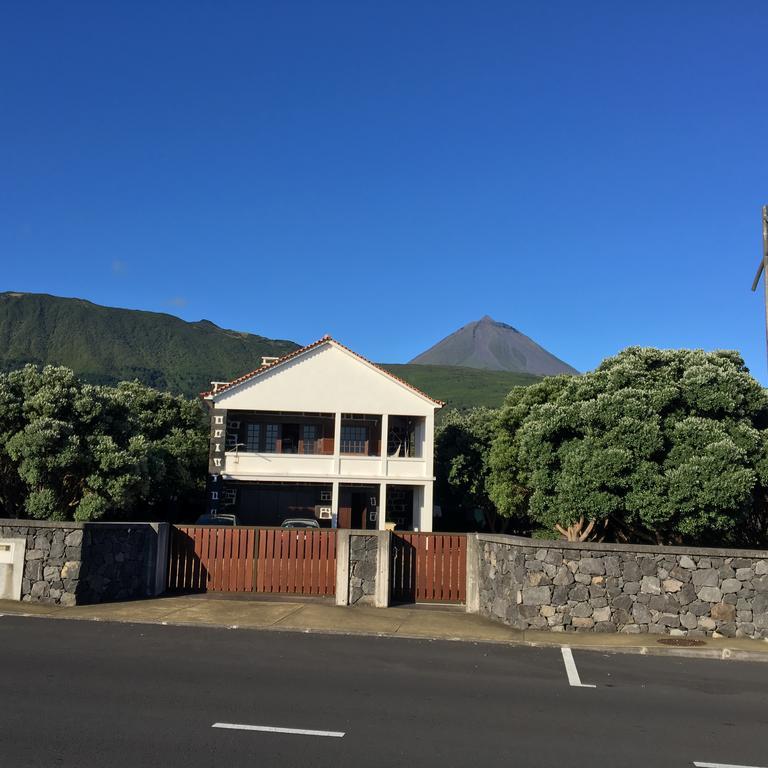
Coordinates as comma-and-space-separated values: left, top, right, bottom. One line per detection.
265, 424, 279, 453
246, 423, 261, 452
341, 425, 367, 454
302, 425, 317, 454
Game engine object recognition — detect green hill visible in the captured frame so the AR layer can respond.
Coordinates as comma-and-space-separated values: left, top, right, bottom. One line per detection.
0, 292, 542, 406
381, 363, 541, 410
0, 292, 299, 395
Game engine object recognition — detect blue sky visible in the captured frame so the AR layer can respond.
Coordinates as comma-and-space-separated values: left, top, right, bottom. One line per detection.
2, 1, 767, 377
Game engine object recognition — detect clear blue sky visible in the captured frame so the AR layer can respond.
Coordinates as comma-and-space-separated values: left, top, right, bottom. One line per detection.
2, 1, 767, 377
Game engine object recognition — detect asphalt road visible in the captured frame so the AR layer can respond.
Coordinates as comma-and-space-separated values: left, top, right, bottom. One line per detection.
0, 615, 766, 768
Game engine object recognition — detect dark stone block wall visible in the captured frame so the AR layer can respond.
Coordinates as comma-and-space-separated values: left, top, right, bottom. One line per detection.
348, 534, 377, 605
476, 536, 768, 639
0, 520, 160, 606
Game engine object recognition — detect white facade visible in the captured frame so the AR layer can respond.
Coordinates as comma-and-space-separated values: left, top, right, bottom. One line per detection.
204, 338, 443, 531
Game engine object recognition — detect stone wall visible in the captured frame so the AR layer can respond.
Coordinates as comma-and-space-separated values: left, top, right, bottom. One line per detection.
472, 534, 768, 639
348, 535, 378, 605
0, 520, 166, 606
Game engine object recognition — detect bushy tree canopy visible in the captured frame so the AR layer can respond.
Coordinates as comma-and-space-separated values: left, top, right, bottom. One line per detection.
434, 408, 505, 531
0, 366, 207, 522
489, 348, 768, 545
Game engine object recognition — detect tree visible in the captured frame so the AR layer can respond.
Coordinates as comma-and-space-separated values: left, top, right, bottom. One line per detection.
489, 348, 768, 546
0, 365, 207, 522
435, 408, 517, 532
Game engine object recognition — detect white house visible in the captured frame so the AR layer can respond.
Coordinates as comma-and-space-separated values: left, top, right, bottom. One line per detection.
201, 336, 444, 531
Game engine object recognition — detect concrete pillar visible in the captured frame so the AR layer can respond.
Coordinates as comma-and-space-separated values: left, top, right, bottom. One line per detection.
333, 412, 342, 474
334, 529, 351, 606
411, 486, 423, 532
148, 522, 170, 596
421, 482, 434, 532
374, 531, 391, 608
331, 480, 340, 529
380, 413, 389, 477
465, 533, 480, 614
424, 410, 435, 479
378, 482, 387, 530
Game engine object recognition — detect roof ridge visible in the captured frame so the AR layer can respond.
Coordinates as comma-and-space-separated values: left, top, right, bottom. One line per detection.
200, 336, 445, 406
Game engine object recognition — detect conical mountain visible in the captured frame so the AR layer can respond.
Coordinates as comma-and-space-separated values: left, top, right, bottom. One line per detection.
410, 316, 578, 376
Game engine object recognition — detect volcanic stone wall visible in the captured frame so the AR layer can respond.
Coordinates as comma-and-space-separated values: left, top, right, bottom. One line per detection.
474, 534, 768, 639
0, 520, 163, 606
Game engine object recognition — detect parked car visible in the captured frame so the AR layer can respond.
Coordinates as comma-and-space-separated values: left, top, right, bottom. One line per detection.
280, 518, 320, 529
194, 513, 240, 526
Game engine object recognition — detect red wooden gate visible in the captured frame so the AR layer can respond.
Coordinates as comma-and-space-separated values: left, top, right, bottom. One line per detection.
390, 532, 466, 603
167, 526, 337, 596
256, 528, 336, 596
168, 525, 257, 592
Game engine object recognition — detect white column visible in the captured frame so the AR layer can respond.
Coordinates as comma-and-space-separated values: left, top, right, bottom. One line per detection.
331, 480, 340, 529
378, 482, 387, 530
424, 411, 435, 479
422, 482, 434, 532
333, 412, 342, 474
380, 413, 389, 478
411, 486, 423, 532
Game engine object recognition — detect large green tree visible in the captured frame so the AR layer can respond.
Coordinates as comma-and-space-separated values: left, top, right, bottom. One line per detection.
435, 408, 518, 532
489, 348, 768, 546
0, 365, 207, 522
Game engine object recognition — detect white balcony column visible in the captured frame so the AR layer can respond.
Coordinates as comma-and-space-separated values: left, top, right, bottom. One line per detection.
378, 482, 387, 530
331, 480, 340, 529
380, 413, 389, 477
333, 412, 342, 473
424, 412, 435, 478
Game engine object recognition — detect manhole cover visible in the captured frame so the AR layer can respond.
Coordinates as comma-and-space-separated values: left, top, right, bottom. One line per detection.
656, 638, 706, 647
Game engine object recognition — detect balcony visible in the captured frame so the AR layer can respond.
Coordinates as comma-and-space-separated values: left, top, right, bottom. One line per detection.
221, 410, 428, 481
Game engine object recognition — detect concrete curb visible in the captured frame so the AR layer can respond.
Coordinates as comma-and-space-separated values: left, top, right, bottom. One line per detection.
3, 608, 768, 663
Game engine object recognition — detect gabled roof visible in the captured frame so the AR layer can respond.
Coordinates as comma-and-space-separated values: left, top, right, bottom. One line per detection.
200, 336, 445, 407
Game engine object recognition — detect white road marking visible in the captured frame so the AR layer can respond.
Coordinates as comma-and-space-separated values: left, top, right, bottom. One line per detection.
212, 722, 345, 738
694, 763, 768, 768
560, 647, 596, 688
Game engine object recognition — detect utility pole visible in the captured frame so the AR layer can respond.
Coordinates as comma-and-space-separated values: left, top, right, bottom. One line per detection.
750, 205, 768, 364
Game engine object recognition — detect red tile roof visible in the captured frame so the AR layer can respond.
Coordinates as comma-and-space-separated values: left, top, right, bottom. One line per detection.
200, 336, 445, 407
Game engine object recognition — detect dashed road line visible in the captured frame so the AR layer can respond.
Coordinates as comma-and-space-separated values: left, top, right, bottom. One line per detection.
694, 763, 767, 767
561, 647, 596, 688
212, 722, 345, 738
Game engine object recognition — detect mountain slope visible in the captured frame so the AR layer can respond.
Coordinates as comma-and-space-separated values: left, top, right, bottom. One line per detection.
0, 292, 299, 395
0, 293, 545, 407
381, 364, 540, 410
410, 315, 578, 376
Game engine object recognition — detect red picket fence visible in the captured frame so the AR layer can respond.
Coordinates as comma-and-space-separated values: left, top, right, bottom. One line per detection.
167, 526, 337, 597
256, 528, 337, 596
390, 532, 466, 603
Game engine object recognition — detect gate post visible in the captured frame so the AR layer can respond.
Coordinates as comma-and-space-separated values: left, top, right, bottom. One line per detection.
335, 530, 351, 606
149, 522, 170, 597
465, 533, 480, 613
374, 531, 390, 608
